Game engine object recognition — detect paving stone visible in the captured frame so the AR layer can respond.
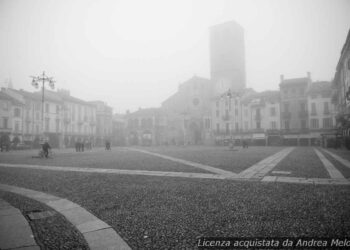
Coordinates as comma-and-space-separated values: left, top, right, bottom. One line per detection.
46, 198, 81, 211
83, 228, 131, 250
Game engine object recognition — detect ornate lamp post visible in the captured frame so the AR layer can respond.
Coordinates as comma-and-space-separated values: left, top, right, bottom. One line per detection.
30, 71, 55, 141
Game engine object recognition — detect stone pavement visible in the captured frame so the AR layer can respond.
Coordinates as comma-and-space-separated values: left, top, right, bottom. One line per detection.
1, 147, 349, 186
322, 149, 350, 169
238, 147, 295, 178
0, 184, 131, 250
0, 198, 40, 250
126, 147, 238, 177
314, 148, 346, 179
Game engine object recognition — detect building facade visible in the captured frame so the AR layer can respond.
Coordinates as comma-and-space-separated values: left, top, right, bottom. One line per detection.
0, 87, 111, 148
332, 29, 350, 149
126, 108, 167, 146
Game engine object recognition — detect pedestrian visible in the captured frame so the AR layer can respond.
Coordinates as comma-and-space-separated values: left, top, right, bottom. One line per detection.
42, 140, 51, 158
81, 140, 85, 152
75, 141, 79, 152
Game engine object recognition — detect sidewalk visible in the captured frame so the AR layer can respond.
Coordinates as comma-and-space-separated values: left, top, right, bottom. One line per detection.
0, 198, 39, 250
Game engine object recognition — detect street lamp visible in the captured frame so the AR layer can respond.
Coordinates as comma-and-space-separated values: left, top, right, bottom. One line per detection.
30, 71, 55, 141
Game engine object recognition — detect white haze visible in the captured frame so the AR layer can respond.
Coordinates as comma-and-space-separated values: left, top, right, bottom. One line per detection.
0, 0, 349, 113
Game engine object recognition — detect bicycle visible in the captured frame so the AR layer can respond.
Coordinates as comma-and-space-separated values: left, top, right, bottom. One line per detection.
37, 149, 54, 158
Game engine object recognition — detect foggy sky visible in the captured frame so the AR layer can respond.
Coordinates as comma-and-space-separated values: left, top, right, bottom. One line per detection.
0, 0, 349, 113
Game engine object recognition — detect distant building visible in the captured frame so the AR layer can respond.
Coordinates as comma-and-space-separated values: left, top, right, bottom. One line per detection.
211, 89, 280, 146
112, 113, 126, 146
162, 76, 213, 145
90, 101, 113, 146
307, 81, 337, 146
279, 73, 311, 145
126, 108, 167, 146
0, 90, 24, 148
0, 87, 112, 148
210, 20, 246, 94
332, 29, 350, 149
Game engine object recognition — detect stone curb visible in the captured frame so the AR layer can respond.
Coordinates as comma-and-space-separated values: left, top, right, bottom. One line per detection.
0, 184, 131, 250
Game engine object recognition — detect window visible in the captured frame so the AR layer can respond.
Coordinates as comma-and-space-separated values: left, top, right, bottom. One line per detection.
256, 121, 261, 129
45, 103, 49, 113
235, 109, 238, 116
271, 121, 277, 129
284, 103, 289, 112
56, 105, 60, 114
270, 107, 276, 116
15, 121, 20, 132
3, 117, 8, 128
244, 121, 248, 131
235, 122, 239, 131
14, 108, 21, 117
26, 123, 30, 133
311, 103, 317, 115
35, 102, 40, 111
228, 99, 231, 110
323, 118, 333, 128
36, 125, 39, 134
36, 112, 40, 120
216, 110, 219, 118
284, 120, 290, 130
244, 109, 248, 117
323, 102, 329, 114
300, 102, 306, 112
216, 123, 220, 133
310, 118, 319, 129
45, 118, 50, 131
204, 118, 210, 129
291, 89, 296, 97
301, 120, 307, 129
56, 119, 60, 132
225, 123, 230, 134
2, 101, 9, 110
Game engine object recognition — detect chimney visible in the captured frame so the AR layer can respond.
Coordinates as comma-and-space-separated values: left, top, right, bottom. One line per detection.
280, 74, 284, 82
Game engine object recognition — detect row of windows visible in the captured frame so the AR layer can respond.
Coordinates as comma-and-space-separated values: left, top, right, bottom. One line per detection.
215, 107, 277, 118
283, 102, 330, 114
215, 121, 278, 132
283, 118, 333, 130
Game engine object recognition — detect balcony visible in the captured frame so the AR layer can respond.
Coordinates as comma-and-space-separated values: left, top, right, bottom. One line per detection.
281, 112, 291, 119
299, 111, 308, 118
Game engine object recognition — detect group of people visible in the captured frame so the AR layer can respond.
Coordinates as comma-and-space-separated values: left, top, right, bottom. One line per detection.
75, 140, 92, 152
